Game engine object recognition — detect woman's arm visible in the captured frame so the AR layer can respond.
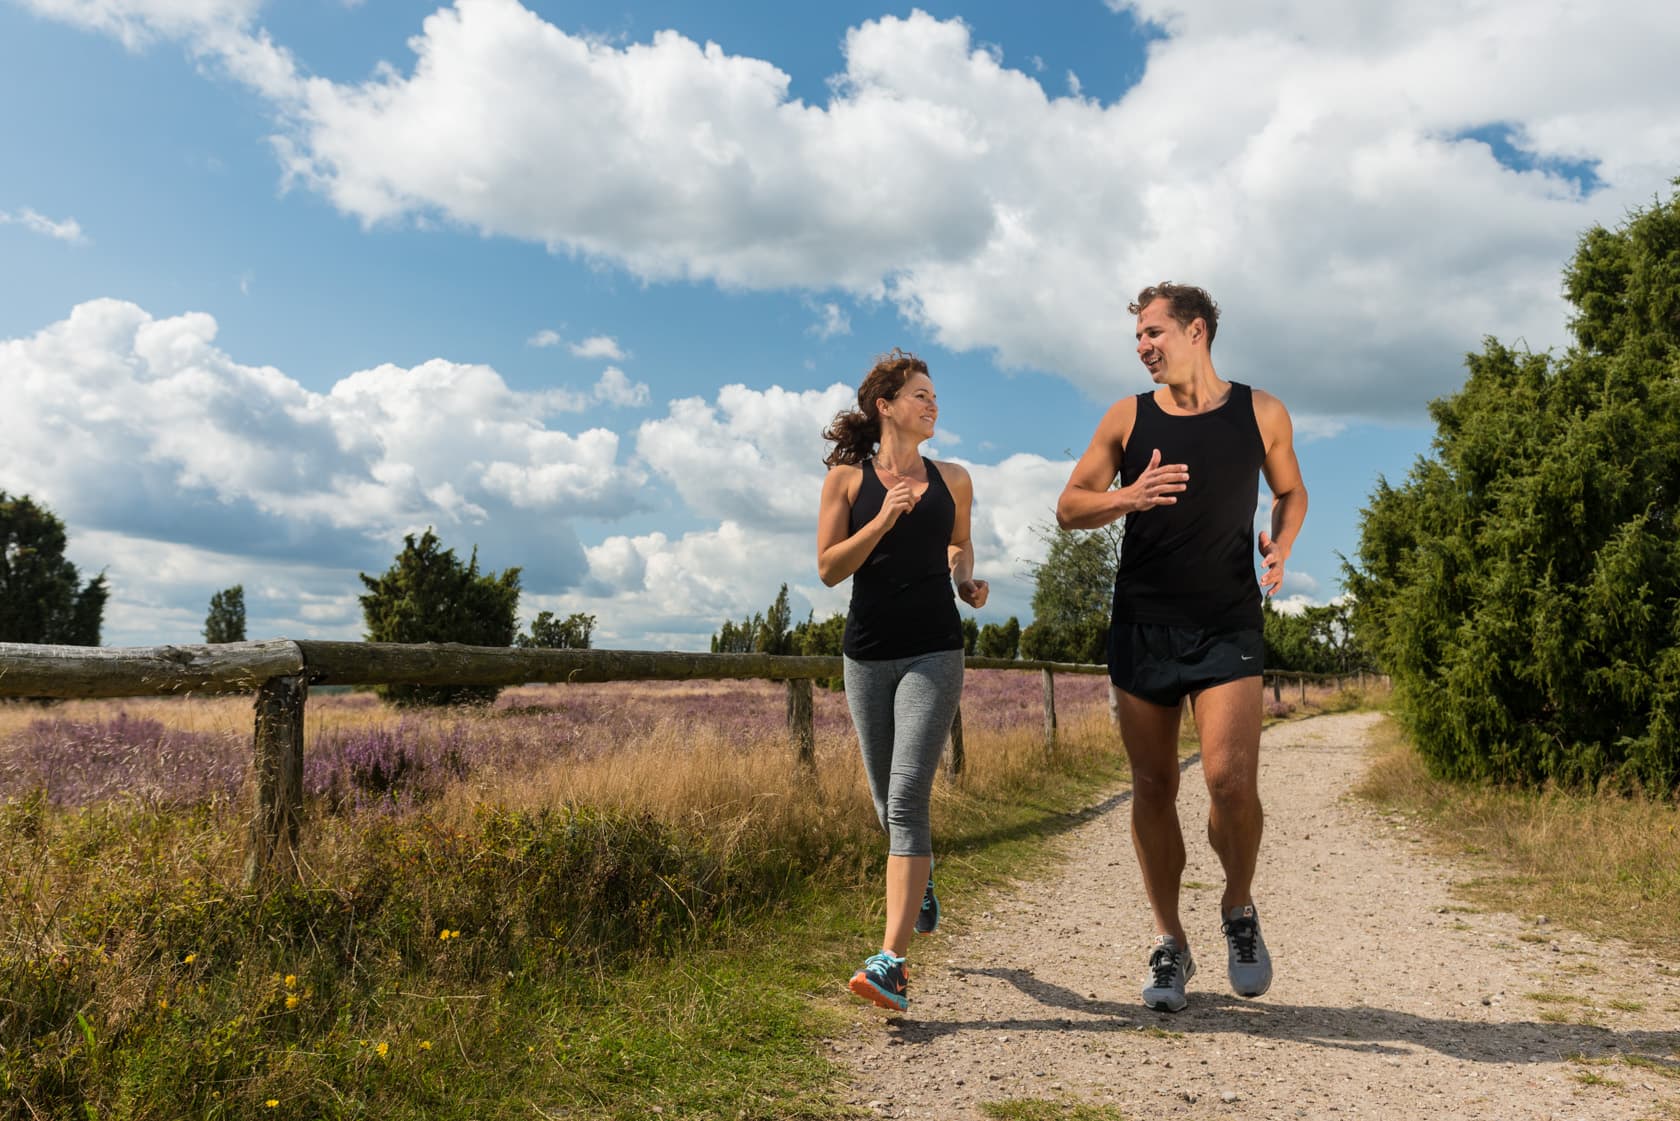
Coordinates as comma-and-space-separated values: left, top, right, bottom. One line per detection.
941, 462, 989, 609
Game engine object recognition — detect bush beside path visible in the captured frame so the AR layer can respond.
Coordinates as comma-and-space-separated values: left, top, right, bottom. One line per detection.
828, 712, 1680, 1120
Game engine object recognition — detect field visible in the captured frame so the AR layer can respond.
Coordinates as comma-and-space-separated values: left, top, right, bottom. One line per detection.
0, 669, 1134, 1119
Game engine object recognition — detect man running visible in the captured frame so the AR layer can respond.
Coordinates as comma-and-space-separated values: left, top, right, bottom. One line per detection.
1056, 282, 1307, 1012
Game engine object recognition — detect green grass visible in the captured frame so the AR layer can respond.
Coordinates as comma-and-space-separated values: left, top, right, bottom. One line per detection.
1, 709, 1138, 1120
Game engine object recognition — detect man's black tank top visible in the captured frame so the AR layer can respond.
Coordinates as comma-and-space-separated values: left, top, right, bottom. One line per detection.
1112, 383, 1265, 631
843, 458, 964, 660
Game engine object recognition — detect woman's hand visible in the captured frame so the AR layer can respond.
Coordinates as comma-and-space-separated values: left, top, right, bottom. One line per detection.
957, 578, 989, 609
874, 480, 919, 531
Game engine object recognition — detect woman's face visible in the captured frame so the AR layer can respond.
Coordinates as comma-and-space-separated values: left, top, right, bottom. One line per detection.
880, 373, 937, 440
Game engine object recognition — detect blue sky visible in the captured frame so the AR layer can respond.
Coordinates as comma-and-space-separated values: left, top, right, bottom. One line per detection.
3, 0, 1676, 650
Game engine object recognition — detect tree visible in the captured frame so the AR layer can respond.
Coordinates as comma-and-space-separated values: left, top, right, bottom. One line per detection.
960, 616, 979, 655
516, 611, 595, 649
204, 584, 246, 644
1019, 523, 1120, 664
0, 492, 107, 646
1346, 181, 1680, 793
711, 584, 795, 655
977, 616, 1021, 660
358, 528, 522, 706
791, 610, 846, 658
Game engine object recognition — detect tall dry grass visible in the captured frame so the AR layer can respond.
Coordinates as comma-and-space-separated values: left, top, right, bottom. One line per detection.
1357, 716, 1680, 956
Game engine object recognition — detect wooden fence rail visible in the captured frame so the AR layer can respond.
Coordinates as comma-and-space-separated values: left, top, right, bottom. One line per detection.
0, 640, 1382, 884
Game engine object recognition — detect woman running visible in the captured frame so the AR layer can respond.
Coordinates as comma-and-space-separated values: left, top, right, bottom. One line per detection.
817, 348, 988, 1011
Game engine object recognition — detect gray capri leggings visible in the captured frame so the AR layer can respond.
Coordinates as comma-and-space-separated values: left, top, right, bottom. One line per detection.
843, 649, 965, 857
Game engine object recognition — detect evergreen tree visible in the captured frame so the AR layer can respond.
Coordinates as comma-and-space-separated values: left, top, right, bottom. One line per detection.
204, 584, 247, 644
1019, 523, 1120, 664
960, 616, 979, 655
711, 584, 796, 654
516, 611, 595, 649
358, 529, 521, 706
1346, 181, 1680, 792
977, 616, 1022, 659
0, 492, 108, 646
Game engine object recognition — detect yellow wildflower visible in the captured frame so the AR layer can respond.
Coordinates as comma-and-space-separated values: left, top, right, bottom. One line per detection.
284, 974, 296, 989
285, 994, 300, 1010
183, 953, 197, 965
418, 1041, 432, 1051
375, 1041, 389, 1058
158, 999, 168, 1010
265, 1100, 278, 1109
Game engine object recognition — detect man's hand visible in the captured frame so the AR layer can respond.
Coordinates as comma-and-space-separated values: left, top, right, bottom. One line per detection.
957, 578, 989, 609
1122, 449, 1189, 513
1258, 530, 1289, 596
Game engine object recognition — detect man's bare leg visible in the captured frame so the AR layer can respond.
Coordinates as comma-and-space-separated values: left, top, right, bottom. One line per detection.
1116, 689, 1188, 944
1188, 676, 1265, 915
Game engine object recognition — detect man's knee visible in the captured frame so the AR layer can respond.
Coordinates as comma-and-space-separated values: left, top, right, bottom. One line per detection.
1203, 767, 1259, 811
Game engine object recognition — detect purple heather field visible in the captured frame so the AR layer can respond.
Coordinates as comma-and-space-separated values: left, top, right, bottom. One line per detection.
0, 670, 1113, 812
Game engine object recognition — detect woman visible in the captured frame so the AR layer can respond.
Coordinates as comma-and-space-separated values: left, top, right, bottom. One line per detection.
817, 348, 988, 1011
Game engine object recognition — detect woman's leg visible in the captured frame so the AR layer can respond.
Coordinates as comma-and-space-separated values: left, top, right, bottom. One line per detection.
879, 649, 964, 956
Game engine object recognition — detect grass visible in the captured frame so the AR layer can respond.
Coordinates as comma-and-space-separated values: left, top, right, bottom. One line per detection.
1354, 716, 1680, 957
0, 673, 1146, 1120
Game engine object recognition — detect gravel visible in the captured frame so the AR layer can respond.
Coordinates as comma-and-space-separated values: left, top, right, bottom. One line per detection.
831, 712, 1680, 1120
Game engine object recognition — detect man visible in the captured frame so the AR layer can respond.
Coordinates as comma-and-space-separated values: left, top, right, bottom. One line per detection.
1056, 282, 1307, 1012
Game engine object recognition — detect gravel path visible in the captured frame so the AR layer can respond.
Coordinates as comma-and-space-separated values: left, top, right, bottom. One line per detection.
829, 712, 1680, 1120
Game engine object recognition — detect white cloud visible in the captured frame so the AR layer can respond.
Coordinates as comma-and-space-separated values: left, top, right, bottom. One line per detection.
19, 0, 260, 49
1, 208, 90, 245
527, 328, 562, 347
31, 1, 1680, 421
0, 299, 649, 598
592, 366, 648, 407
1066, 70, 1082, 97
807, 300, 851, 340
569, 334, 626, 360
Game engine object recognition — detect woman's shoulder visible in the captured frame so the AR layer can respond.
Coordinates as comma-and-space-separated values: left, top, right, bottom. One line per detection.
822, 461, 865, 497
929, 459, 971, 489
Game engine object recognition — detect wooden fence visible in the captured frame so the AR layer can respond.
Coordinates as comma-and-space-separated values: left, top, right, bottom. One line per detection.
0, 640, 1381, 885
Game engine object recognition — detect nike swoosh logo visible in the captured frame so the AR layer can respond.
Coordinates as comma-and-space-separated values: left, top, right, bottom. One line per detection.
1240, 655, 1254, 661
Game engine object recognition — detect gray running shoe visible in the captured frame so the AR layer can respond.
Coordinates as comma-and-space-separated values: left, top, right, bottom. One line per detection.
1141, 934, 1196, 1012
1222, 903, 1273, 997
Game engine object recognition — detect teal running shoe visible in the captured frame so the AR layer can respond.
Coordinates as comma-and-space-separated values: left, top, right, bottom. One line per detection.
848, 951, 909, 1011
915, 876, 940, 935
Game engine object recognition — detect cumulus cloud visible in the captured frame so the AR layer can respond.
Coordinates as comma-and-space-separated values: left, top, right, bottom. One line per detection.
0, 299, 649, 594
527, 328, 562, 347
592, 366, 648, 407
807, 300, 852, 340
569, 335, 626, 360
1, 208, 89, 245
29, 1, 1680, 421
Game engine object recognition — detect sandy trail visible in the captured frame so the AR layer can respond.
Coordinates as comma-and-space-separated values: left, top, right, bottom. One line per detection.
829, 712, 1680, 1120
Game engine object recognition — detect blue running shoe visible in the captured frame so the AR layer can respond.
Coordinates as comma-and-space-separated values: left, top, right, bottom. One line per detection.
915, 876, 940, 935
848, 951, 909, 1010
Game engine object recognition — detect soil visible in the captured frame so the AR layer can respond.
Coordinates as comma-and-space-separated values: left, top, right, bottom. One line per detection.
828, 712, 1680, 1120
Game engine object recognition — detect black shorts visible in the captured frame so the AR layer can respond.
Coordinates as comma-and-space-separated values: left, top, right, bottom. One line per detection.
1108, 623, 1264, 707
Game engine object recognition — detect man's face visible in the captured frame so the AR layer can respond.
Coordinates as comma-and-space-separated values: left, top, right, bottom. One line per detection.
1135, 299, 1198, 382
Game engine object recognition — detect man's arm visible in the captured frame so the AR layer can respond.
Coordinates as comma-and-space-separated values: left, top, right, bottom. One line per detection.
1057, 397, 1188, 530
1254, 390, 1307, 597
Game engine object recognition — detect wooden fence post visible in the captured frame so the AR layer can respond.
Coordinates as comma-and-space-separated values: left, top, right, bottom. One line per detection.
786, 678, 815, 769
947, 704, 965, 776
1299, 675, 1308, 705
1270, 674, 1282, 704
245, 674, 306, 886
1042, 667, 1057, 752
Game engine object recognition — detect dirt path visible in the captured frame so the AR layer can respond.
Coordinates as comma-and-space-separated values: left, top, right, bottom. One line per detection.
829, 712, 1680, 1120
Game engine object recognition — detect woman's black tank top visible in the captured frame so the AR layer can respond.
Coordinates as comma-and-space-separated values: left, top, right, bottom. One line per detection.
843, 458, 964, 660
1112, 383, 1265, 631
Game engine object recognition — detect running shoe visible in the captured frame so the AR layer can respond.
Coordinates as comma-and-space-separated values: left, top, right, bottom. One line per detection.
915, 875, 940, 935
1222, 903, 1273, 998
1141, 934, 1196, 1013
848, 951, 910, 1011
